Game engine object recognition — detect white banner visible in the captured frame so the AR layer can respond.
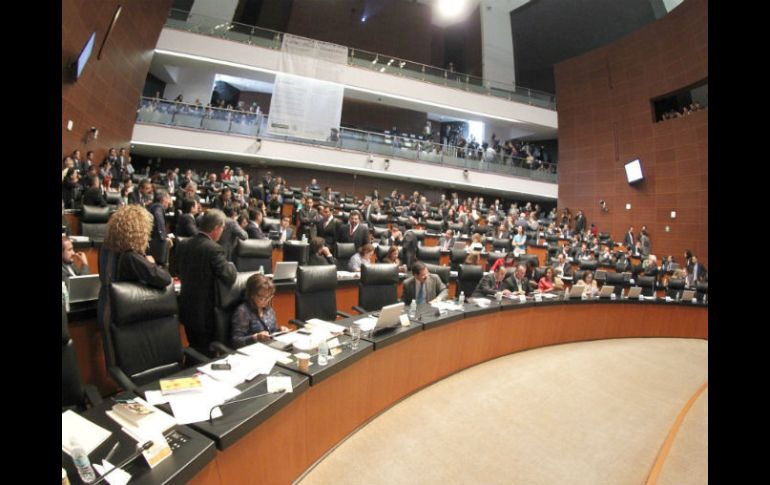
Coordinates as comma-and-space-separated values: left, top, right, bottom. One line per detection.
267, 35, 347, 141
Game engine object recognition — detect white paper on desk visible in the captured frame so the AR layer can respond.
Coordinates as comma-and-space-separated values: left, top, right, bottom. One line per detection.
69, 235, 90, 243
240, 341, 291, 362
94, 460, 132, 485
541, 292, 558, 299
167, 376, 239, 424
199, 353, 274, 385
62, 410, 112, 456
105, 397, 176, 437
354, 316, 377, 331
472, 297, 491, 307
144, 390, 168, 406
274, 331, 303, 345
431, 301, 462, 312
305, 318, 347, 334
267, 375, 293, 393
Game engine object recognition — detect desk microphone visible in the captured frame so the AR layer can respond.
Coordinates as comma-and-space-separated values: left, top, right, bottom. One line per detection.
91, 440, 154, 485
208, 389, 286, 422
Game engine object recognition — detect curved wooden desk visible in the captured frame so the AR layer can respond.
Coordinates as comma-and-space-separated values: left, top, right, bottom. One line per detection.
187, 300, 707, 485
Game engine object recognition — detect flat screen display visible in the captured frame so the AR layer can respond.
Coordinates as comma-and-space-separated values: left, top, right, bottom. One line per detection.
75, 32, 96, 79
624, 158, 644, 184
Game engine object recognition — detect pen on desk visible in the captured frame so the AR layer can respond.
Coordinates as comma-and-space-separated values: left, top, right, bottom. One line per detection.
104, 442, 120, 462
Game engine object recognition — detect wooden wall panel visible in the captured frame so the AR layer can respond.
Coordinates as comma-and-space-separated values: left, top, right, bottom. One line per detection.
554, 0, 708, 265
62, 0, 173, 163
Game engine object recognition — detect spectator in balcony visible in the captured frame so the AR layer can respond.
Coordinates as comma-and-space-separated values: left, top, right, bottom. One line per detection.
220, 165, 232, 182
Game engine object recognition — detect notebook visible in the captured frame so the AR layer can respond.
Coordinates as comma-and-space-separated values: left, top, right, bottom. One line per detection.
272, 261, 298, 282
62, 410, 112, 457
681, 289, 696, 301
599, 285, 615, 298
626, 286, 643, 299
68, 274, 101, 303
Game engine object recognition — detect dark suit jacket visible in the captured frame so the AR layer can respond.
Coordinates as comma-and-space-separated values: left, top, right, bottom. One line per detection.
471, 273, 514, 297
317, 217, 338, 247
438, 237, 455, 250
220, 219, 248, 262
148, 203, 169, 264
339, 223, 369, 249
401, 274, 448, 305
623, 232, 635, 248
246, 221, 267, 240
308, 252, 336, 266
508, 275, 530, 294
175, 234, 237, 352
175, 213, 198, 237
82, 187, 107, 207
62, 262, 90, 282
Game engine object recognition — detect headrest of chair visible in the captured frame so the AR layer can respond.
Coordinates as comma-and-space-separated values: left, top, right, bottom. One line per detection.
372, 226, 389, 237
110, 282, 177, 326
105, 192, 121, 204
262, 217, 280, 231
606, 272, 625, 283
425, 220, 444, 230
62, 304, 70, 344
236, 239, 273, 258
361, 264, 399, 285
459, 264, 483, 280
217, 271, 257, 309
579, 260, 598, 270
493, 238, 511, 246
598, 232, 610, 239
371, 214, 388, 223
81, 204, 111, 223
696, 281, 708, 292
451, 248, 467, 261
424, 263, 449, 279
667, 278, 685, 289
411, 229, 426, 240
336, 242, 356, 258
297, 265, 337, 293
637, 275, 655, 286
417, 246, 441, 257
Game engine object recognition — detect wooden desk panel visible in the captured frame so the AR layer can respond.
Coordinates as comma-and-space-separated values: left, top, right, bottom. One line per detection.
423, 236, 439, 247
83, 246, 100, 274
186, 459, 222, 485
64, 213, 81, 235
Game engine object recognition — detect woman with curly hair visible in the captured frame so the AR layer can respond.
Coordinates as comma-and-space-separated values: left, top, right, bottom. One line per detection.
97, 205, 172, 328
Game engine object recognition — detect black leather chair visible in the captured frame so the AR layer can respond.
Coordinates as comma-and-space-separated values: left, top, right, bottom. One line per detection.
397, 216, 414, 229
370, 214, 389, 227
424, 220, 444, 234
616, 260, 631, 273
518, 253, 540, 268
448, 222, 465, 235
211, 271, 257, 355
450, 248, 468, 271
573, 270, 585, 284
372, 226, 390, 240
234, 239, 273, 272
411, 229, 426, 245
283, 242, 309, 266
335, 242, 357, 270
262, 217, 281, 232
105, 191, 121, 209
62, 304, 102, 411
486, 252, 507, 270
545, 234, 559, 244
666, 278, 686, 299
292, 265, 351, 326
492, 238, 512, 253
417, 246, 441, 265
458, 264, 483, 298
104, 282, 208, 394
604, 272, 627, 297
579, 260, 599, 271
695, 281, 708, 302
424, 263, 450, 286
353, 264, 399, 313
80, 205, 111, 242
637, 275, 656, 297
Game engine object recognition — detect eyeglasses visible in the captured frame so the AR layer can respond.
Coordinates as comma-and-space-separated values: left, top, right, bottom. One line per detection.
254, 293, 274, 302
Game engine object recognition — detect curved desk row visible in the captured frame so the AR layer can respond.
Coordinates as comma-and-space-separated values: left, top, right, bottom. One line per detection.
166, 298, 707, 485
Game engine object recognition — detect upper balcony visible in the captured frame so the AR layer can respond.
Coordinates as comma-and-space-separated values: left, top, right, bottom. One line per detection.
156, 9, 558, 140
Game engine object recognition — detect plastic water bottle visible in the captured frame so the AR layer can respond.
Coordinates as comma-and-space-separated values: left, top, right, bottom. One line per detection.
258, 265, 264, 275
62, 281, 70, 312
409, 300, 417, 318
70, 437, 96, 483
458, 291, 465, 307
317, 339, 329, 366
301, 233, 307, 243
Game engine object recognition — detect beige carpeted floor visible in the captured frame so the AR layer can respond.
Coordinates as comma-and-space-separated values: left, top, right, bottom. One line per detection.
297, 338, 708, 485
658, 388, 708, 485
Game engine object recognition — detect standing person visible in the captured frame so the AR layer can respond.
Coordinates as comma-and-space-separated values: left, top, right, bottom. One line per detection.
297, 197, 318, 240
148, 189, 173, 267
574, 210, 586, 234
175, 209, 237, 355
230, 274, 289, 349
62, 235, 90, 281
176, 198, 200, 238
623, 226, 635, 248
220, 208, 249, 262
339, 211, 370, 249
640, 229, 652, 257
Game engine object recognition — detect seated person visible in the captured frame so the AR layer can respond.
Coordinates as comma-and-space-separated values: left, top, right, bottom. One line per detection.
552, 253, 573, 278
471, 264, 514, 298
230, 274, 289, 349
598, 247, 613, 265
489, 251, 516, 273
469, 232, 485, 251
537, 267, 557, 293
308, 236, 336, 266
382, 245, 407, 273
574, 270, 599, 297
62, 235, 90, 281
402, 261, 448, 305
509, 264, 530, 296
348, 243, 374, 272
438, 229, 455, 250
464, 250, 486, 271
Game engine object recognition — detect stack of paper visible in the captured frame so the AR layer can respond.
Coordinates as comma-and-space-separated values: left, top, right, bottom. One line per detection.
198, 353, 275, 385
305, 319, 347, 334
354, 316, 377, 332
239, 341, 292, 363
62, 410, 112, 456
105, 397, 176, 442
166, 374, 241, 424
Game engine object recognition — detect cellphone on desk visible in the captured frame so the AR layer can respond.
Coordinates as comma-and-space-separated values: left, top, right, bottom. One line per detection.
211, 363, 231, 371
297, 329, 312, 335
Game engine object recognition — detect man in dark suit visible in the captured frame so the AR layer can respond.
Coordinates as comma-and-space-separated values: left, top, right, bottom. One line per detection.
438, 229, 455, 251
338, 211, 369, 249
688, 256, 707, 285
278, 215, 294, 243
623, 226, 635, 248
401, 262, 448, 305
317, 204, 338, 248
62, 235, 90, 281
129, 179, 153, 207
175, 197, 199, 237
148, 189, 173, 266
552, 253, 573, 279
246, 208, 267, 240
509, 264, 530, 296
82, 176, 107, 207
471, 264, 513, 298
297, 197, 319, 240
220, 208, 248, 262
574, 210, 586, 234
175, 209, 237, 355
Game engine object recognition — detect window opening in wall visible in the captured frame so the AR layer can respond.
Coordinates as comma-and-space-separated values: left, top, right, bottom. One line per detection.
651, 79, 707, 122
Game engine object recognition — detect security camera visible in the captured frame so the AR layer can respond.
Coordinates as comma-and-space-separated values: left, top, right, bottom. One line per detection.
599, 200, 608, 212
384, 159, 390, 169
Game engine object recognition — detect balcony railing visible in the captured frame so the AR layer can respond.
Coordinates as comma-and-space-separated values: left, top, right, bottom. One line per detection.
164, 9, 556, 110
136, 98, 558, 182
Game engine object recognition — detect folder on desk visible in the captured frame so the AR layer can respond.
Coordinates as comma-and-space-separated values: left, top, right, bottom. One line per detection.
62, 410, 111, 456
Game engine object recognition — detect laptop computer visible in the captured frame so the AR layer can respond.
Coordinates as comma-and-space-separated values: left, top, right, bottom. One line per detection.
567, 285, 585, 299
272, 261, 298, 282
372, 302, 405, 334
626, 286, 643, 299
598, 285, 615, 298
68, 274, 100, 303
681, 289, 696, 301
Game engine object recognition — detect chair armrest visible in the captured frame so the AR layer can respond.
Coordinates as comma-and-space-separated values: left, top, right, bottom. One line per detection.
352, 305, 368, 314
289, 319, 306, 328
183, 346, 210, 365
83, 384, 103, 407
209, 341, 235, 357
108, 365, 139, 395
336, 310, 352, 319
